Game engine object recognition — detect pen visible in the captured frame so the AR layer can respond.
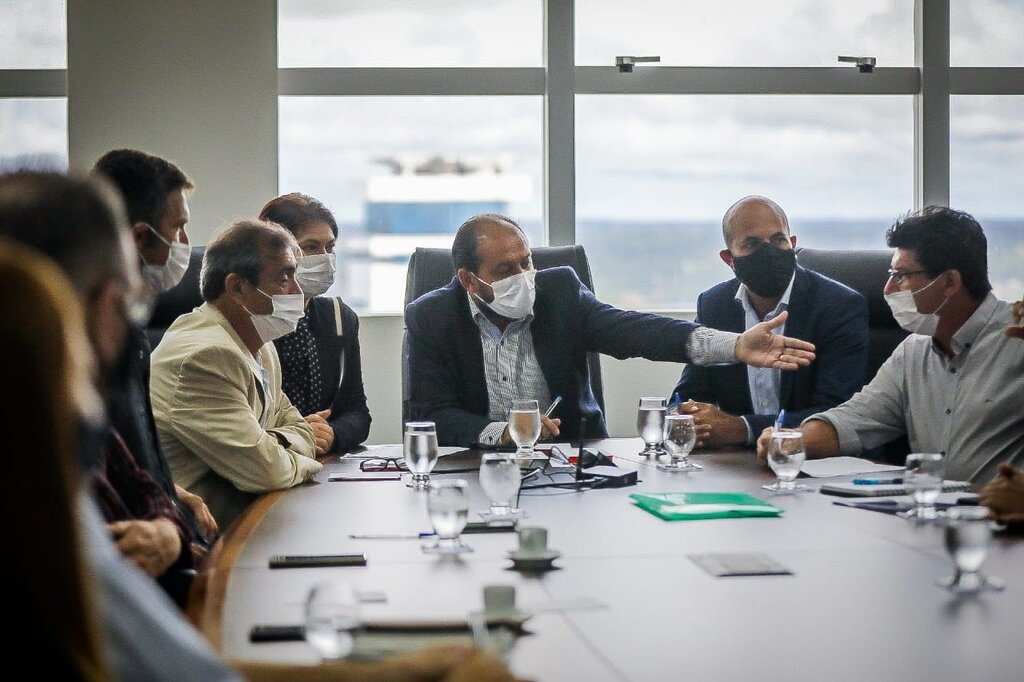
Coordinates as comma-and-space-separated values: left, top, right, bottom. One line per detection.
852, 478, 904, 485
543, 395, 562, 418
774, 409, 786, 431
348, 532, 436, 539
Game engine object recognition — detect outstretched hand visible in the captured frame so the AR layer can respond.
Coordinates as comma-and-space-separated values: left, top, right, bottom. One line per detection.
735, 311, 816, 370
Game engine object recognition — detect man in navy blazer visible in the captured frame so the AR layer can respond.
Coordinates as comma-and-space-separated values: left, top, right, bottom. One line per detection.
670, 196, 869, 448
406, 213, 819, 447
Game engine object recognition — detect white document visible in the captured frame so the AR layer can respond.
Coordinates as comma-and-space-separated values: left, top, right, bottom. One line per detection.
800, 456, 903, 478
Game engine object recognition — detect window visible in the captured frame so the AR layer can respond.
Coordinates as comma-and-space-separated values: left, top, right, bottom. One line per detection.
576, 0, 913, 66
0, 0, 67, 69
950, 95, 1024, 300
0, 98, 67, 171
576, 95, 913, 309
951, 0, 1024, 66
279, 96, 543, 312
278, 0, 542, 67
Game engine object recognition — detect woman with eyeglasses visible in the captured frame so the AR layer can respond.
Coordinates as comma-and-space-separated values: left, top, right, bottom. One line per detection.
258, 193, 371, 456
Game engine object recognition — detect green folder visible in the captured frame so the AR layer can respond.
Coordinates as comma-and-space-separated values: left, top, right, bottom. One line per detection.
630, 492, 783, 521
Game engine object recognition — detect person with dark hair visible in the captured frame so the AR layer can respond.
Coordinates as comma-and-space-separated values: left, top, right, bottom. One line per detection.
258, 192, 371, 455
757, 206, 1023, 483
151, 220, 320, 529
92, 148, 220, 573
670, 196, 869, 449
0, 170, 203, 607
407, 213, 818, 446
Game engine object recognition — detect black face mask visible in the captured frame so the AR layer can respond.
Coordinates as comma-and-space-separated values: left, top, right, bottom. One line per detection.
731, 242, 796, 299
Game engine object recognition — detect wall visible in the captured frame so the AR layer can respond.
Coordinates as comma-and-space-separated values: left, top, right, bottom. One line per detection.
67, 0, 278, 246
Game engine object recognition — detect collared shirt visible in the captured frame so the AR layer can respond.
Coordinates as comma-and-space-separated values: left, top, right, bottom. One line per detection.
807, 293, 1024, 483
735, 274, 794, 443
469, 293, 741, 444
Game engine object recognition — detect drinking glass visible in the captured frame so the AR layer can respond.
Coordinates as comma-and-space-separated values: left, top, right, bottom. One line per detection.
637, 396, 667, 457
937, 506, 1005, 593
479, 452, 527, 520
423, 479, 472, 554
404, 420, 439, 489
898, 453, 944, 522
508, 399, 541, 458
304, 581, 361, 661
762, 430, 811, 493
658, 413, 701, 472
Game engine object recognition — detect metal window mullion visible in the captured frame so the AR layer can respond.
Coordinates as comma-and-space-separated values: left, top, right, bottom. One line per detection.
278, 67, 545, 96
544, 0, 575, 246
0, 69, 67, 97
949, 67, 1024, 94
915, 0, 950, 209
575, 66, 919, 95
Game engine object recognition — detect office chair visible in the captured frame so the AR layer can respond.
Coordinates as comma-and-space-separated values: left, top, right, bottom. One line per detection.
401, 244, 605, 422
795, 246, 910, 464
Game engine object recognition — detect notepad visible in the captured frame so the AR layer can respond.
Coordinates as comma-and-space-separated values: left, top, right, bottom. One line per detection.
630, 493, 782, 521
799, 456, 903, 478
818, 480, 972, 498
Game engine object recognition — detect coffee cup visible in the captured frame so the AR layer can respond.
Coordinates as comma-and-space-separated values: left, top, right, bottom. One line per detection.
517, 526, 548, 556
482, 584, 517, 615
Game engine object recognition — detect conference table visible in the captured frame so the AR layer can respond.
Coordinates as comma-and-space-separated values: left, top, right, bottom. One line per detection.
191, 440, 1024, 681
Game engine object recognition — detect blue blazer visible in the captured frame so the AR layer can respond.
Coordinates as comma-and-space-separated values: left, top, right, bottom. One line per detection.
406, 267, 699, 446
671, 265, 869, 436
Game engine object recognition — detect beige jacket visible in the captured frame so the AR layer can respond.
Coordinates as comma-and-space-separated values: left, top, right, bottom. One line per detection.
150, 302, 320, 528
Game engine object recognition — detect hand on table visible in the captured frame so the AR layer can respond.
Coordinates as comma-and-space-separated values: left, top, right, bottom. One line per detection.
735, 311, 816, 370
671, 400, 718, 448
980, 463, 1024, 523
306, 409, 335, 456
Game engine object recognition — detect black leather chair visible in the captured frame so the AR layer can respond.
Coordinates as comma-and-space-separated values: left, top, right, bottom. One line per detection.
147, 246, 205, 348
795, 246, 909, 463
401, 244, 605, 422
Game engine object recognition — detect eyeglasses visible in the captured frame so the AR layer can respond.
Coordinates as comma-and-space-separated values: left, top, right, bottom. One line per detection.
359, 457, 408, 472
887, 269, 929, 286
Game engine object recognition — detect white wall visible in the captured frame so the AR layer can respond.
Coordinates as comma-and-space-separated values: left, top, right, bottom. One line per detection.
63, 0, 692, 446
67, 0, 278, 246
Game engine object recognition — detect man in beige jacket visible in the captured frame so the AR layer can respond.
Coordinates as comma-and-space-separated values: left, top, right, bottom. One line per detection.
151, 220, 320, 529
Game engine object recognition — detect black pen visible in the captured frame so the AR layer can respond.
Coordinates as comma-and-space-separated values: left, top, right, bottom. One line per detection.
544, 395, 562, 418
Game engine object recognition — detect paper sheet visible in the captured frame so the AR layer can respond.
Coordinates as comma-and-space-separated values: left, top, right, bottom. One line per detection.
799, 456, 903, 478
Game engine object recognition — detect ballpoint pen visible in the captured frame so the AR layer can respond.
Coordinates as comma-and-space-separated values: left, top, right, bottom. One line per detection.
852, 478, 904, 485
543, 395, 562, 418
774, 409, 786, 431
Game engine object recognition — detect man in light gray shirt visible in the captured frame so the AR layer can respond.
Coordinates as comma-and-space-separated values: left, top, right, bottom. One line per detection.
756, 207, 1023, 483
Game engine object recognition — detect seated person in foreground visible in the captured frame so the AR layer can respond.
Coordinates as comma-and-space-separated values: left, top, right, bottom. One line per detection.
259, 192, 371, 455
671, 196, 868, 448
756, 207, 1023, 483
406, 213, 817, 447
151, 220, 320, 529
0, 239, 517, 682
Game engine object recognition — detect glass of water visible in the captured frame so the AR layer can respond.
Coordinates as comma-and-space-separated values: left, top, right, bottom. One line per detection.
637, 396, 667, 457
404, 420, 439, 490
479, 452, 526, 520
937, 506, 1005, 594
898, 453, 944, 522
508, 399, 541, 458
423, 479, 472, 554
304, 580, 361, 661
762, 430, 811, 493
658, 413, 702, 472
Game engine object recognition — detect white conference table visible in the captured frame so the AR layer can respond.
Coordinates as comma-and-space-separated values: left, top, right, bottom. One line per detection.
193, 440, 1024, 682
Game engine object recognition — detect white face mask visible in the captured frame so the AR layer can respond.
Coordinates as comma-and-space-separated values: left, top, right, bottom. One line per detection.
243, 287, 305, 344
296, 252, 337, 297
141, 225, 191, 293
474, 269, 536, 320
884, 273, 950, 336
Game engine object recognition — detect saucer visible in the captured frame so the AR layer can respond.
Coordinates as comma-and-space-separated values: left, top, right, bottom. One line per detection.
506, 549, 561, 571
